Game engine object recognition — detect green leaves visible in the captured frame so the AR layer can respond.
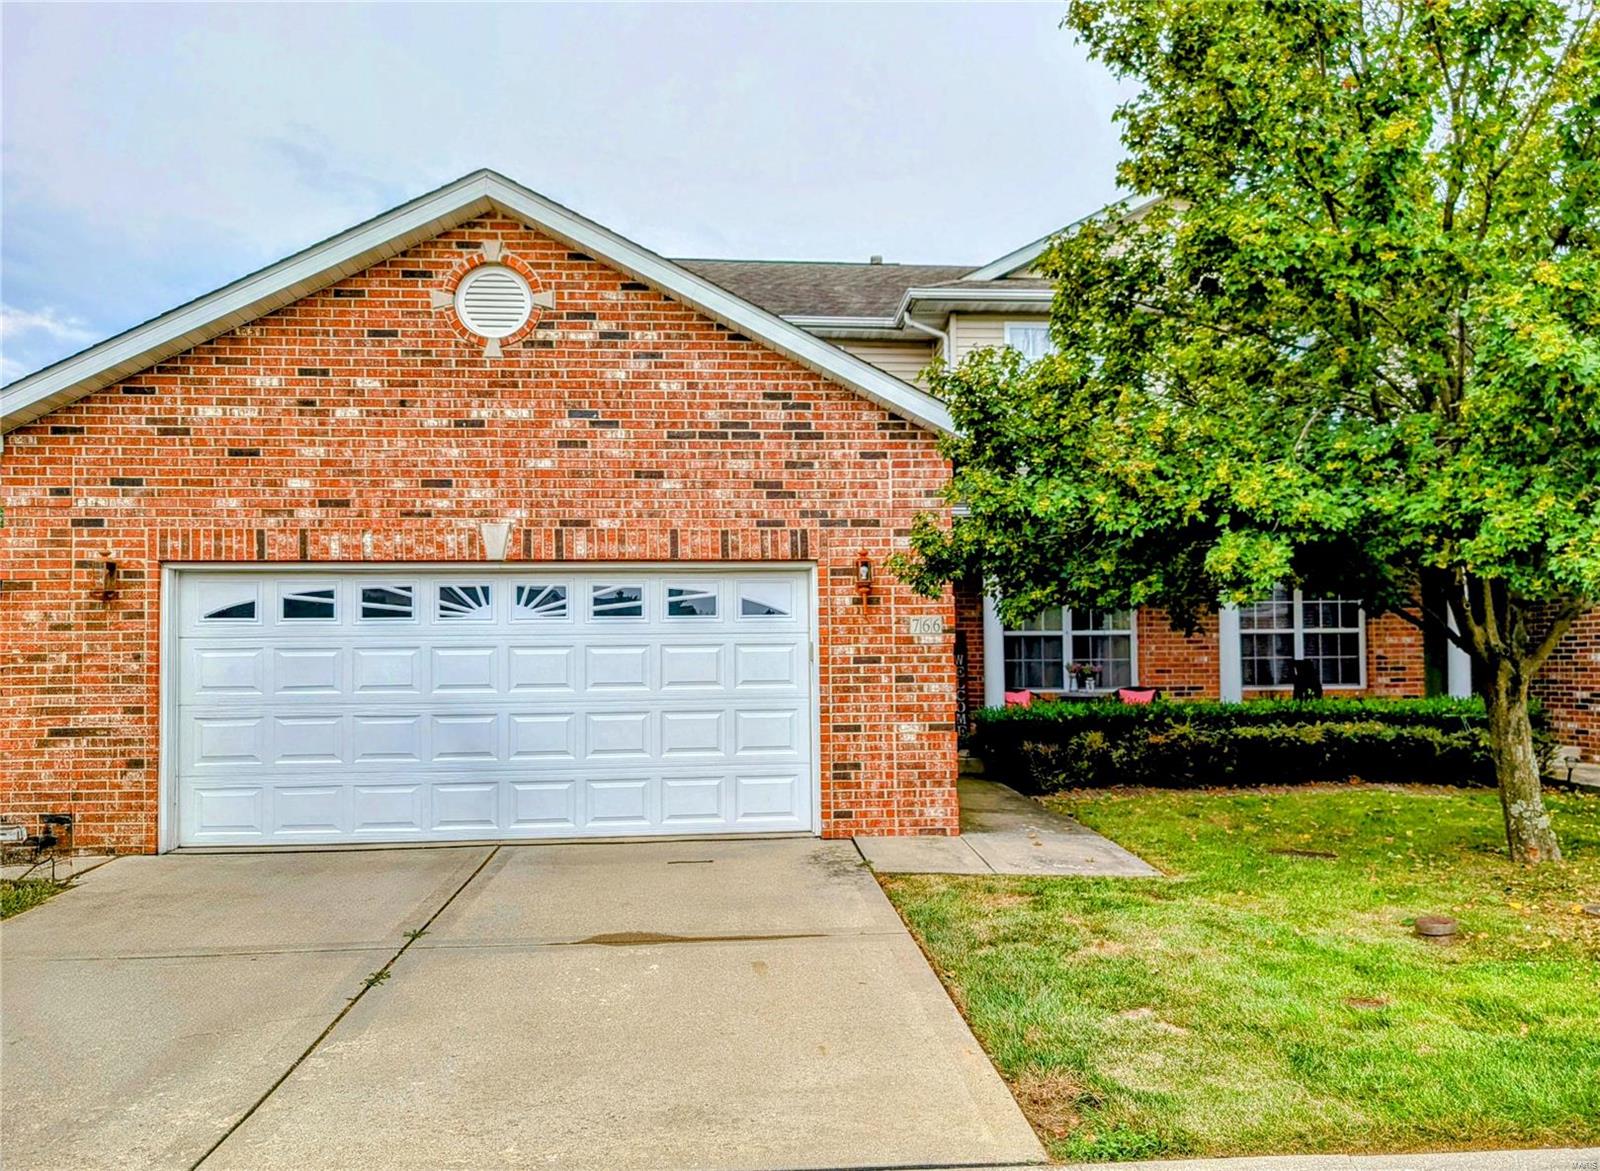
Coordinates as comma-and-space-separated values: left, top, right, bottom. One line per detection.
905, 0, 1599, 633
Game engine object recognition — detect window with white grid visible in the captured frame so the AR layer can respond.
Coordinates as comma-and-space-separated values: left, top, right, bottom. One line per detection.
1003, 607, 1135, 692
1239, 586, 1364, 688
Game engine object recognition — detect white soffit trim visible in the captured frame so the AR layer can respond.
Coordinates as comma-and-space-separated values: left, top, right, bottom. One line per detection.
2, 169, 954, 437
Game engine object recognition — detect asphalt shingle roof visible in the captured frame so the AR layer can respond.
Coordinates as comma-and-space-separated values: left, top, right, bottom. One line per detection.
674, 259, 976, 319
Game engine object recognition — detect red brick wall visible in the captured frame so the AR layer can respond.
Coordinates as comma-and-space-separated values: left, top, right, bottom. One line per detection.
1534, 609, 1600, 763
953, 578, 986, 720
0, 216, 959, 851
1138, 609, 1220, 698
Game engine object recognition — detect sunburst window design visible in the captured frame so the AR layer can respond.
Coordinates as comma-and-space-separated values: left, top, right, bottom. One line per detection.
281, 587, 336, 620
591, 584, 644, 618
513, 584, 568, 620
437, 584, 493, 621
666, 585, 718, 618
202, 597, 257, 621
361, 585, 415, 620
738, 581, 793, 618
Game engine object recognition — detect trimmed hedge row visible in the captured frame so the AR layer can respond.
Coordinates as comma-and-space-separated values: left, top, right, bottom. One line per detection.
969, 698, 1543, 792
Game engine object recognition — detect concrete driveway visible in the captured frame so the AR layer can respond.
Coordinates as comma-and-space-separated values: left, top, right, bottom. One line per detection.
2, 839, 1044, 1170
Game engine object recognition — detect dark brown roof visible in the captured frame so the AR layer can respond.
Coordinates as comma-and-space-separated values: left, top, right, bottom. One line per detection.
674, 259, 975, 319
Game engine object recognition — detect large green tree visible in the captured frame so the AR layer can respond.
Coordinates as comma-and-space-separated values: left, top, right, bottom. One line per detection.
902, 0, 1599, 862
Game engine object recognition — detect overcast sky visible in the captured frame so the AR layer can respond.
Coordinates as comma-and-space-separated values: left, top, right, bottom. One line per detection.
0, 2, 1134, 383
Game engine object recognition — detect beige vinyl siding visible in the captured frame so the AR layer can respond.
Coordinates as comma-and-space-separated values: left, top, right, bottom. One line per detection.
838, 339, 936, 385
948, 314, 1050, 361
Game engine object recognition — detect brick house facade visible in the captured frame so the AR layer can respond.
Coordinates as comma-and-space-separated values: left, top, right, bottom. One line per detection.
3, 172, 1593, 854
1, 175, 962, 852
1534, 611, 1600, 766
954, 594, 1430, 714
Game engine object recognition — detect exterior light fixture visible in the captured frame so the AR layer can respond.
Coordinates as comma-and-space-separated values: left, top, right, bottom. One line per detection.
855, 553, 873, 599
98, 560, 120, 601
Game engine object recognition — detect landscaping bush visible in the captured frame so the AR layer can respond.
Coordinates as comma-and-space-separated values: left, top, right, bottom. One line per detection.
969, 697, 1550, 792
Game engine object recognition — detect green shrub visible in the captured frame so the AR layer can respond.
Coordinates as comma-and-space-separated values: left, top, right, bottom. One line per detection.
969, 697, 1549, 792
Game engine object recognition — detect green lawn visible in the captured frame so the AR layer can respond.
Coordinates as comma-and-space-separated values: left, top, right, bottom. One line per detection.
0, 877, 66, 919
882, 784, 1600, 1163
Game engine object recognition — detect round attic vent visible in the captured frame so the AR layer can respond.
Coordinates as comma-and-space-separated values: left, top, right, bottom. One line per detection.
454, 265, 534, 338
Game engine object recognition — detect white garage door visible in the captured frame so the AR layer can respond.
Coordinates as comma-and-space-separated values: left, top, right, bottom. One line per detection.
172, 568, 815, 846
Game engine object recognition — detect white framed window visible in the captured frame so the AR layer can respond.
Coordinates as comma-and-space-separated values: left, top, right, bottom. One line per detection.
280, 584, 337, 621
738, 580, 793, 619
591, 584, 645, 619
1238, 586, 1364, 688
360, 584, 416, 621
1004, 321, 1055, 364
665, 584, 719, 619
1003, 607, 1135, 692
512, 583, 568, 621
436, 583, 494, 622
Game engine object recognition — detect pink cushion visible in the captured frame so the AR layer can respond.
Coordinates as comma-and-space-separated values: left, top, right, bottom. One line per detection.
1117, 687, 1158, 705
1003, 690, 1034, 707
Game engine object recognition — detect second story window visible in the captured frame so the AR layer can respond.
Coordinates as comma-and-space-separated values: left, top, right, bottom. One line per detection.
1004, 322, 1055, 363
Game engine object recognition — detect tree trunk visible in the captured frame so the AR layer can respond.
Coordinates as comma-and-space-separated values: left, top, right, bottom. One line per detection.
1484, 666, 1562, 864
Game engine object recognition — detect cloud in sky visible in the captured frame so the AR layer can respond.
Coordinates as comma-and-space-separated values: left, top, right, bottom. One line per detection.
0, 304, 97, 383
1, 2, 1136, 382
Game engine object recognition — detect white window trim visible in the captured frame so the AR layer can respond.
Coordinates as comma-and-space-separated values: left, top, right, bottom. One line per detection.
1002, 320, 1054, 361
986, 600, 1140, 698
1236, 589, 1366, 691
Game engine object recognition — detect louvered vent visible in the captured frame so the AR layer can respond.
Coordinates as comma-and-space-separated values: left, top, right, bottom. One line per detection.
454, 265, 533, 338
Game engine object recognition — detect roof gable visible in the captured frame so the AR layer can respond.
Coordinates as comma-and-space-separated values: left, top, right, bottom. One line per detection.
2, 170, 953, 436
963, 195, 1164, 282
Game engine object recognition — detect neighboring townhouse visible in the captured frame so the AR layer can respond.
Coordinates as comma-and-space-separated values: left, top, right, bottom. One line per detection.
708, 230, 1594, 761
1, 172, 1593, 856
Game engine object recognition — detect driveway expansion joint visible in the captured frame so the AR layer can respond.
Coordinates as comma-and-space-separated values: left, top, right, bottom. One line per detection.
188, 845, 501, 1169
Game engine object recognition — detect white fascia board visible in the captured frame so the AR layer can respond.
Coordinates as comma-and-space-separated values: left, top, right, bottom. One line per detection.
782, 314, 921, 341
964, 231, 1062, 283
893, 285, 1055, 322
783, 314, 900, 330
964, 194, 1163, 282
2, 174, 499, 433
3, 169, 954, 438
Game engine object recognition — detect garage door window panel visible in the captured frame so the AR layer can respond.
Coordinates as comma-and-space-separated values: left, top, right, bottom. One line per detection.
361, 585, 416, 621
513, 584, 569, 621
200, 584, 260, 623
437, 584, 494, 622
739, 581, 793, 619
666, 584, 719, 619
280, 586, 337, 621
592, 584, 644, 618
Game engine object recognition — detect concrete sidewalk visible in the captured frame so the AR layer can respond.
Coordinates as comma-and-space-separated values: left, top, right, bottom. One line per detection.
856, 776, 1160, 876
